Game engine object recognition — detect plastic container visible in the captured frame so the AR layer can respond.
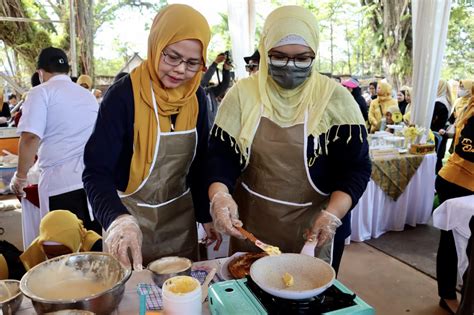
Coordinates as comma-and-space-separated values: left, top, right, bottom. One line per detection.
162, 276, 201, 315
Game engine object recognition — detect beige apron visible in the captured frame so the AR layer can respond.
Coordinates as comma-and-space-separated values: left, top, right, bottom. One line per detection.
231, 116, 333, 263
119, 89, 198, 265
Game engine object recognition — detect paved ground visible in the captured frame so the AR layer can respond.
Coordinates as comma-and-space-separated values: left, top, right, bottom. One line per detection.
338, 242, 459, 315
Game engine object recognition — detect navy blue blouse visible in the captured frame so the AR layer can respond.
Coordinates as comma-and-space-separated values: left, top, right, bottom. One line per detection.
82, 75, 211, 230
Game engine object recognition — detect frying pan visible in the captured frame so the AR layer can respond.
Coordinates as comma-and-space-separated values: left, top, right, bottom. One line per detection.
249, 253, 335, 300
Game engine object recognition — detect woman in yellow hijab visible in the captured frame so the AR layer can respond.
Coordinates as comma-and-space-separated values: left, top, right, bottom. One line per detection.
368, 81, 398, 133
20, 210, 101, 271
83, 4, 219, 270
453, 79, 473, 119
207, 6, 371, 273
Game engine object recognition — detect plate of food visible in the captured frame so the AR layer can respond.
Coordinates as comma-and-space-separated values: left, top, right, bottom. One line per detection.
218, 252, 268, 280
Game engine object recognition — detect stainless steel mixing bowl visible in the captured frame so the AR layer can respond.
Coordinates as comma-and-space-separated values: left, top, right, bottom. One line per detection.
0, 279, 23, 315
147, 256, 192, 287
20, 252, 131, 315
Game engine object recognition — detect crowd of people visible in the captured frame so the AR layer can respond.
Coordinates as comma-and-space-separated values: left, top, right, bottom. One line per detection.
0, 3, 473, 314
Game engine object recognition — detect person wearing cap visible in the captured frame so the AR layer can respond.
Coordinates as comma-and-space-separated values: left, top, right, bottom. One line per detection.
207, 6, 371, 274
77, 74, 93, 90
368, 81, 398, 133
10, 47, 101, 239
20, 210, 102, 271
342, 78, 368, 121
244, 50, 260, 75
83, 4, 220, 270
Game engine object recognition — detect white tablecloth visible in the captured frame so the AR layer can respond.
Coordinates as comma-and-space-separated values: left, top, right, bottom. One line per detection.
433, 195, 474, 283
350, 153, 436, 242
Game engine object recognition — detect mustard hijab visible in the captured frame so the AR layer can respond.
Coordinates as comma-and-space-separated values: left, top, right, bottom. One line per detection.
371, 82, 397, 107
214, 6, 363, 163
20, 210, 101, 271
0, 254, 7, 279
125, 4, 210, 194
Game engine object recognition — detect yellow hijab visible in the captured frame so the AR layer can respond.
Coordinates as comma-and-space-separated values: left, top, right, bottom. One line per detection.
372, 82, 397, 106
20, 210, 101, 271
214, 6, 363, 163
454, 79, 473, 118
126, 4, 210, 194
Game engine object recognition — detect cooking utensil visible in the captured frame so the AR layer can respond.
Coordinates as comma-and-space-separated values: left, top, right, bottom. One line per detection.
201, 268, 217, 303
300, 240, 317, 256
250, 253, 335, 300
20, 252, 131, 315
147, 256, 192, 287
234, 226, 281, 255
0, 279, 23, 315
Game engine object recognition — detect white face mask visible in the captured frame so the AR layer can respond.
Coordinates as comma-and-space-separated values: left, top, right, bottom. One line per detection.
458, 88, 468, 98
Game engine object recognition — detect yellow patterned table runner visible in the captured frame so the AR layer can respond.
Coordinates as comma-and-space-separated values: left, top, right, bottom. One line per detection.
371, 153, 425, 200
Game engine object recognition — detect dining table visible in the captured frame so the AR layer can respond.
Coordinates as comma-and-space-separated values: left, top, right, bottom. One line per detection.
350, 152, 436, 242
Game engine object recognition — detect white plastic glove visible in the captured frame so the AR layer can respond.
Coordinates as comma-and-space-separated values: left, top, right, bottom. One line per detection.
9, 172, 28, 196
0, 117, 7, 124
306, 210, 342, 246
105, 214, 143, 270
210, 191, 244, 239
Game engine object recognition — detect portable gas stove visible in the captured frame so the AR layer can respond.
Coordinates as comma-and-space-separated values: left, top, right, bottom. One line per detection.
208, 276, 374, 315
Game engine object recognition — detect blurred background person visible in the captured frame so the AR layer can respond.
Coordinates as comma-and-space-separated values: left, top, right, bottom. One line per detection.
113, 72, 128, 83
397, 89, 408, 115
366, 81, 378, 105
77, 74, 93, 90
244, 50, 260, 75
0, 89, 11, 127
342, 78, 368, 122
8, 94, 18, 111
92, 89, 103, 105
201, 52, 232, 126
432, 80, 453, 173
368, 81, 398, 133
453, 80, 473, 120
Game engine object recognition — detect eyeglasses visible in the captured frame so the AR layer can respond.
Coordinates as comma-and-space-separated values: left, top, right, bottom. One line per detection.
161, 51, 203, 72
268, 54, 315, 69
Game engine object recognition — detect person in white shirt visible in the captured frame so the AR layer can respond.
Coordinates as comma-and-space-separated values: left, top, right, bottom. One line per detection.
10, 47, 101, 236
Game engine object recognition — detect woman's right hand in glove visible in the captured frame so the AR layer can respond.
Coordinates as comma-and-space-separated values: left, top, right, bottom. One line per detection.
210, 191, 245, 239
105, 214, 143, 270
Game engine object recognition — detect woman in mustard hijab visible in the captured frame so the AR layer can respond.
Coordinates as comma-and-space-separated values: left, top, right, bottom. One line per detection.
207, 6, 371, 273
20, 210, 101, 271
368, 81, 398, 133
83, 4, 219, 270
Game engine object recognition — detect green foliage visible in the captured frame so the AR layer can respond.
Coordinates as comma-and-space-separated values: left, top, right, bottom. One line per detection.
441, 3, 474, 80
94, 57, 124, 76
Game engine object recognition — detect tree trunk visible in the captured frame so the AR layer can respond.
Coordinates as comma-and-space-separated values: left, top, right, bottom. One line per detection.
380, 0, 411, 90
76, 0, 94, 77
345, 23, 352, 74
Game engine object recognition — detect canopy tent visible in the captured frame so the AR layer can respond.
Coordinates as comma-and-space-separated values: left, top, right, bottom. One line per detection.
227, 0, 256, 79
411, 0, 452, 135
